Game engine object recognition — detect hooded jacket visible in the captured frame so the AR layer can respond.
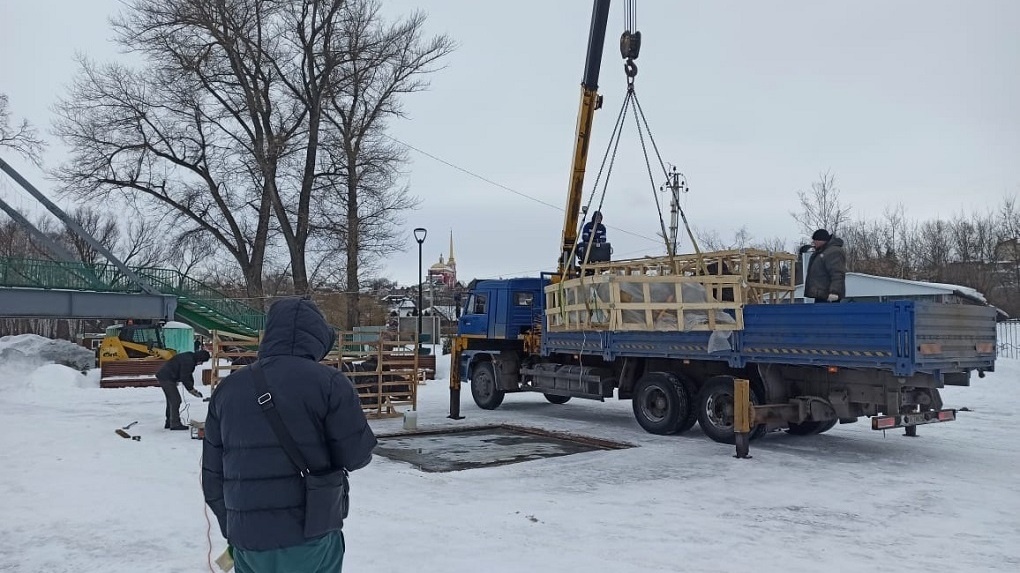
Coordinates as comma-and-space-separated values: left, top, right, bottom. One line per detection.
201, 298, 377, 551
155, 350, 207, 390
804, 237, 847, 300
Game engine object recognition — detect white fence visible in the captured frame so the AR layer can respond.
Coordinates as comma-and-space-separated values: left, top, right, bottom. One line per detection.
999, 321, 1020, 359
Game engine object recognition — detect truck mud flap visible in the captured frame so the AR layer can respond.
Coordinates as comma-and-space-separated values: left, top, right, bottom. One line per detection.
871, 409, 955, 431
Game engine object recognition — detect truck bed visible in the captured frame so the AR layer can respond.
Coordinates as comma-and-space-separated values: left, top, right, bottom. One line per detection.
541, 301, 997, 377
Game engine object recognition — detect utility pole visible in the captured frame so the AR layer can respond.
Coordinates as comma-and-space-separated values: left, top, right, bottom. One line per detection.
660, 164, 685, 257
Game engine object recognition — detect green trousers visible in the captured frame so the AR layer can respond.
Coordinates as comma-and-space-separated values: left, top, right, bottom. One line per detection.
234, 531, 344, 573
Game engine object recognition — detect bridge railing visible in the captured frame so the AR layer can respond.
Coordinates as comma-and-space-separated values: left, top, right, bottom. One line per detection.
0, 257, 264, 331
134, 267, 265, 331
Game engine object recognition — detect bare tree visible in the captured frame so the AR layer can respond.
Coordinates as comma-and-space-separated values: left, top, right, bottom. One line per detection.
791, 171, 852, 239
997, 195, 1020, 298
0, 93, 44, 163
59, 208, 119, 265
0, 219, 38, 258
53, 0, 450, 314
318, 2, 452, 327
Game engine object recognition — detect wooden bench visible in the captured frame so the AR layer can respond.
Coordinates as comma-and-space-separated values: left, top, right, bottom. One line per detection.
100, 359, 168, 388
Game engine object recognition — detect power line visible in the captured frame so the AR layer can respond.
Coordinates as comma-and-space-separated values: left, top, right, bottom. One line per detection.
383, 134, 661, 244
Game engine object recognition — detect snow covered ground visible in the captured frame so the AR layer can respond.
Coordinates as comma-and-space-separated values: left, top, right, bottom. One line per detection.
0, 339, 1017, 572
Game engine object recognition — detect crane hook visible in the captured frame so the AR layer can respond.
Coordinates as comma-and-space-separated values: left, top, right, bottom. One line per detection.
624, 59, 638, 80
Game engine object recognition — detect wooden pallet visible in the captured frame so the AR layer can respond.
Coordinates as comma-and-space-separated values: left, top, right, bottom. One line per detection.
100, 359, 167, 388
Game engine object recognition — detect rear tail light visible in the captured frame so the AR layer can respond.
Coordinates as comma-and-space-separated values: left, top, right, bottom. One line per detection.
873, 416, 898, 430
918, 343, 942, 355
937, 410, 956, 422
976, 342, 995, 354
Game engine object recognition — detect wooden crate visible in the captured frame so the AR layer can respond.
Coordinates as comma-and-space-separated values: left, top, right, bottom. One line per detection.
337, 332, 420, 419
547, 249, 797, 333
209, 331, 261, 387
209, 328, 424, 418
100, 359, 167, 388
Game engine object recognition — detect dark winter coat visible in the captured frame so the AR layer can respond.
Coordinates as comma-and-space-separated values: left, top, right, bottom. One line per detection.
201, 298, 377, 552
580, 221, 607, 246
804, 237, 847, 301
155, 351, 203, 390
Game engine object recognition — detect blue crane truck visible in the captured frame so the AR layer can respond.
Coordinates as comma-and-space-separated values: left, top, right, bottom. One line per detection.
443, 0, 998, 444
448, 277, 997, 443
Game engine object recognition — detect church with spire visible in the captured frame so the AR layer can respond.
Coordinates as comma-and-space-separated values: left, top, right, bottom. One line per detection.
428, 231, 458, 288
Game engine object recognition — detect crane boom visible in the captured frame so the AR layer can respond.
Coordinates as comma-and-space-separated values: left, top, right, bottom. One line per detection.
557, 0, 612, 278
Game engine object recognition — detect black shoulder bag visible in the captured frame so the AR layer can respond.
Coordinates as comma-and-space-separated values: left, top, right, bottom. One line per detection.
250, 361, 350, 538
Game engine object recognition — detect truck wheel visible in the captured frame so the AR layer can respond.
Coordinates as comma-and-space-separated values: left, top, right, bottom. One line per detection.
632, 372, 691, 435
674, 374, 699, 434
786, 419, 838, 435
470, 362, 504, 410
814, 419, 838, 434
696, 375, 765, 444
544, 394, 571, 404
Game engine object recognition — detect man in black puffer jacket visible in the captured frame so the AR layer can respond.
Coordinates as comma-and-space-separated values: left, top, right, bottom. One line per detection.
155, 349, 210, 430
201, 298, 377, 571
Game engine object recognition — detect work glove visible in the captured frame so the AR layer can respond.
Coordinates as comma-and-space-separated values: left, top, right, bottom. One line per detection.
827, 293, 839, 302
188, 388, 204, 398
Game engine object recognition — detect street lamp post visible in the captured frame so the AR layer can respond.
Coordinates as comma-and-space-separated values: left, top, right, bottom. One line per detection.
413, 228, 427, 351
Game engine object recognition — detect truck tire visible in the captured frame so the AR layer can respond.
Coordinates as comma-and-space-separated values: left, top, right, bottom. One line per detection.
696, 375, 765, 444
674, 374, 699, 433
786, 419, 838, 435
632, 372, 692, 435
470, 362, 505, 410
544, 394, 571, 404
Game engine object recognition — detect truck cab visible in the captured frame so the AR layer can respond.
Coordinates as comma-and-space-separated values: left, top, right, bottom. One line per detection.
457, 278, 546, 340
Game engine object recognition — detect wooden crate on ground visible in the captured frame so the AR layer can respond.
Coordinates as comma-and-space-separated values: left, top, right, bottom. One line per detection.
100, 359, 167, 388
209, 331, 261, 387
209, 328, 425, 418
338, 332, 420, 418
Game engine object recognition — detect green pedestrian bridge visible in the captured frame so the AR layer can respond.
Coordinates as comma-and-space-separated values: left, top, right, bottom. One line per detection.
0, 257, 264, 336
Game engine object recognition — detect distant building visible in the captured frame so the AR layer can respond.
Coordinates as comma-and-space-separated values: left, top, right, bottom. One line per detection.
428, 231, 458, 288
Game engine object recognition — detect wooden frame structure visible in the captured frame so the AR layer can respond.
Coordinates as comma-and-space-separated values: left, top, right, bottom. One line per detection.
209, 329, 425, 418
337, 331, 420, 419
546, 249, 796, 333
208, 330, 261, 387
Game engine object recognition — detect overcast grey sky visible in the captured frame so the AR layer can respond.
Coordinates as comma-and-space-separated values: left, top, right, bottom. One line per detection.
2, 1, 1018, 287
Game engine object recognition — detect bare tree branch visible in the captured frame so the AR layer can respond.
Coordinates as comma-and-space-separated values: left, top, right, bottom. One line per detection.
0, 93, 45, 164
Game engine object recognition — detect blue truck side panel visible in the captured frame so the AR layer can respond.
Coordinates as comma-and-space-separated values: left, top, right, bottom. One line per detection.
540, 301, 997, 377
738, 302, 905, 373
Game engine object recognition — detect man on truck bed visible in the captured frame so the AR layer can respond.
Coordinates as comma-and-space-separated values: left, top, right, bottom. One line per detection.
804, 228, 846, 303
577, 210, 610, 264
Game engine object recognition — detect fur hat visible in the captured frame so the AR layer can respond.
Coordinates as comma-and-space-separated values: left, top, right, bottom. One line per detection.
811, 229, 831, 241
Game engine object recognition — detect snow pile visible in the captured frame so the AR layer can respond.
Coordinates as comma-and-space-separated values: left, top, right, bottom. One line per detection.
0, 334, 96, 372
24, 364, 99, 392
0, 337, 1017, 571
